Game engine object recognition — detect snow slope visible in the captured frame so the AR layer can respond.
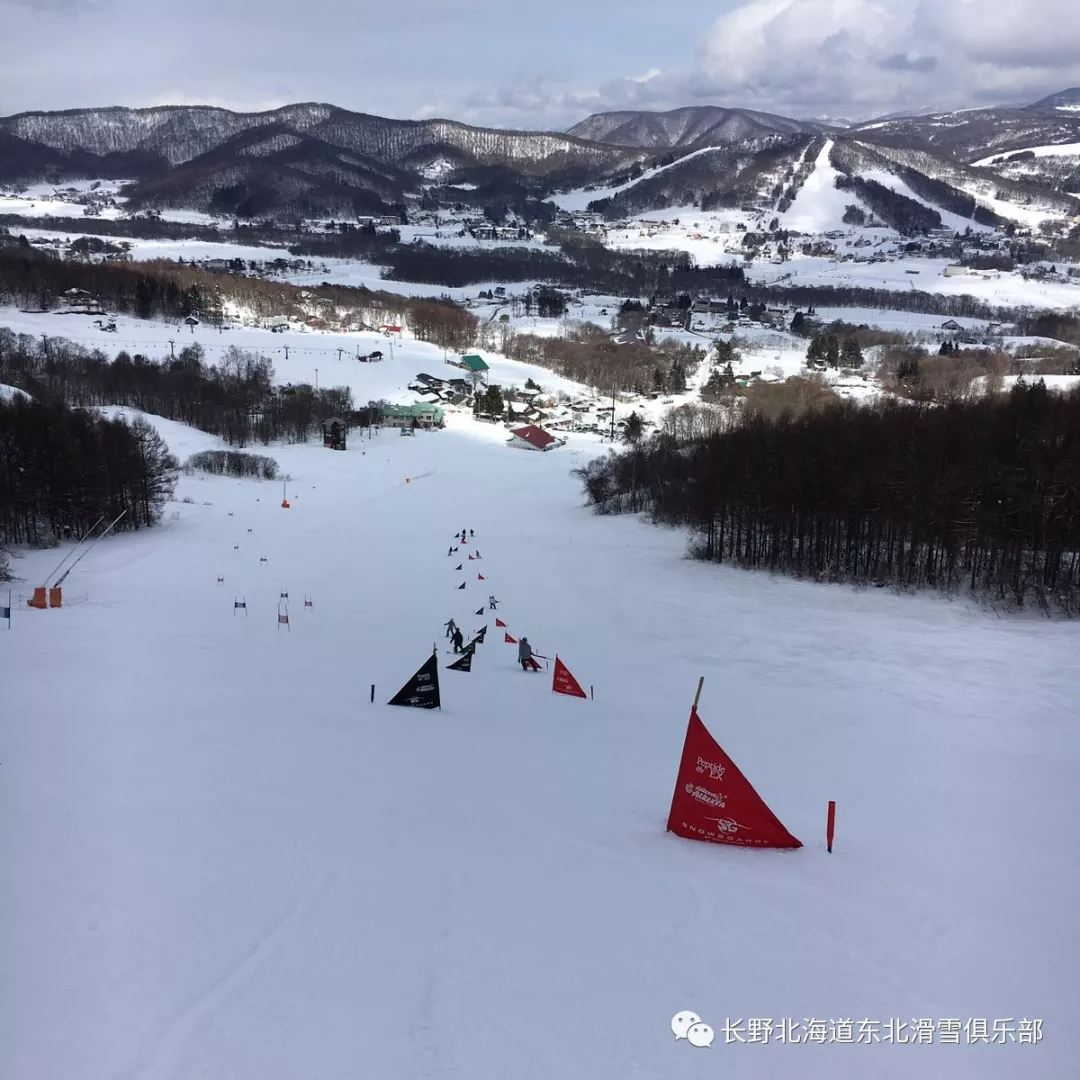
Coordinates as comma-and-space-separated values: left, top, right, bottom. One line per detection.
780, 140, 855, 233
0, 305, 588, 404
1, 408, 1078, 1080
972, 142, 1080, 167
551, 146, 727, 213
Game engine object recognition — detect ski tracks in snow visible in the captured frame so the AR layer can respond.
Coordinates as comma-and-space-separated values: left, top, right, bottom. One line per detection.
117, 859, 329, 1080
406, 873, 460, 1079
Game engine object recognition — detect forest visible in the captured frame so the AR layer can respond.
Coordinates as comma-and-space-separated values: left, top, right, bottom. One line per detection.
0, 244, 478, 351
573, 380, 1080, 616
833, 175, 943, 235
0, 331, 356, 448
0, 394, 179, 551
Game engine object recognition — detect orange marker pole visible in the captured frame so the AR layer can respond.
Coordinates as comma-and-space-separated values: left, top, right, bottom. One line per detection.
827, 800, 836, 853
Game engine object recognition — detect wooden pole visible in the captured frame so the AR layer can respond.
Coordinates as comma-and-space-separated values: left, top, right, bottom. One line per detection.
692, 676, 705, 711
827, 800, 836, 853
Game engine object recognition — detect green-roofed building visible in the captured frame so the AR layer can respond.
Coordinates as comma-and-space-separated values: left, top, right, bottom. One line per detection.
380, 403, 446, 429
460, 354, 490, 373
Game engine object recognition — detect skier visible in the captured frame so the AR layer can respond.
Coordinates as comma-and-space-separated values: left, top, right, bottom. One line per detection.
469, 529, 474, 538
452, 627, 465, 653
489, 595, 499, 610
518, 636, 540, 672
444, 617, 457, 639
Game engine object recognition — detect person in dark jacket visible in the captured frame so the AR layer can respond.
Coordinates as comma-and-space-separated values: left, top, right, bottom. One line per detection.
452, 627, 465, 653
518, 636, 537, 671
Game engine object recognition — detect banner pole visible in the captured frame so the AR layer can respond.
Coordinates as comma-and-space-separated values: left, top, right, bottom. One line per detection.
692, 676, 705, 711
827, 800, 836, 853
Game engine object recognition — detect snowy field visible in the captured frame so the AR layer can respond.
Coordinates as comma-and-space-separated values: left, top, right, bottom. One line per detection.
0, 305, 590, 407
1, 403, 1078, 1080
0, 179, 221, 225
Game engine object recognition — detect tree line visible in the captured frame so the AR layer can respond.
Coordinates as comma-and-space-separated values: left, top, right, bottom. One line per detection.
0, 394, 179, 550
495, 323, 704, 397
573, 380, 1080, 615
0, 331, 355, 448
834, 175, 943, 235
0, 245, 478, 350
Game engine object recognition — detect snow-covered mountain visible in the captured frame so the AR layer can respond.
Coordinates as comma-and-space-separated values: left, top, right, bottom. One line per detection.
1028, 87, 1080, 112
3, 93, 1080, 222
566, 106, 835, 148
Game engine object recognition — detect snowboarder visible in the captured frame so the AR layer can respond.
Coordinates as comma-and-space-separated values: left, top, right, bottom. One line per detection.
469, 529, 474, 537
518, 636, 540, 671
452, 627, 465, 653
489, 595, 499, 610
447, 546, 454, 556
444, 617, 457, 638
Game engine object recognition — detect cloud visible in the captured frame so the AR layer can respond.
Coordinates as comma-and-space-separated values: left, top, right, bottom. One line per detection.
693, 0, 1080, 117
3, 0, 1080, 130
442, 0, 1080, 128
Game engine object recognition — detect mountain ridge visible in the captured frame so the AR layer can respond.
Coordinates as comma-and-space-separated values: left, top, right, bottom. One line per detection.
3, 94, 1079, 223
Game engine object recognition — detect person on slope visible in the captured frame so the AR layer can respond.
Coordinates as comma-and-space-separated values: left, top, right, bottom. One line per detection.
444, 617, 457, 639
518, 636, 541, 672
451, 626, 465, 653
489, 595, 499, 610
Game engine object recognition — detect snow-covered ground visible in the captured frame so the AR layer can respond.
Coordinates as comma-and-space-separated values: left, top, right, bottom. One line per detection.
0, 179, 221, 225
972, 142, 1080, 167
1, 402, 1077, 1080
0, 305, 588, 406
751, 256, 1080, 309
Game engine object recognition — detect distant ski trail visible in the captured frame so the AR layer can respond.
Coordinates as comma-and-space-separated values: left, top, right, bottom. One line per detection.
122, 867, 329, 1080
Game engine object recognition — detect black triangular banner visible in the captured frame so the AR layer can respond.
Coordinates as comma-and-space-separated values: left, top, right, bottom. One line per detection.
387, 652, 441, 709
447, 649, 473, 672
457, 581, 466, 590
455, 564, 462, 570
474, 607, 484, 616
472, 626, 487, 644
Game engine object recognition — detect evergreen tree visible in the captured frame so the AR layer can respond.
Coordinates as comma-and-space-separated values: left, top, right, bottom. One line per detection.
622, 410, 645, 445
841, 337, 864, 368
825, 335, 841, 368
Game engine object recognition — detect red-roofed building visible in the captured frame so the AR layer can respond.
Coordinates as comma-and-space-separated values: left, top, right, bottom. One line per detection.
508, 424, 563, 452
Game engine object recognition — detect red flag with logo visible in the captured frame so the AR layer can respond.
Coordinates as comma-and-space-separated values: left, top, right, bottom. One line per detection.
504, 632, 517, 643
495, 617, 506, 627
552, 656, 587, 698
478, 573, 486, 580
666, 708, 801, 849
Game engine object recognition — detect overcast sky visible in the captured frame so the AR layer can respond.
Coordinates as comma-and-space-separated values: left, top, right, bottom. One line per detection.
4, 0, 1080, 129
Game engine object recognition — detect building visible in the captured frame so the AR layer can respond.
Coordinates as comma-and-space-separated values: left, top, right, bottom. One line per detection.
507, 424, 562, 451
381, 403, 446, 429
460, 354, 490, 374
322, 417, 347, 450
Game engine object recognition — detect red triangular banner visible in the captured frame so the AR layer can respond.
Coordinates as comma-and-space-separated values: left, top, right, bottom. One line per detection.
478, 573, 485, 580
504, 632, 517, 643
666, 708, 801, 849
552, 655, 587, 698
495, 617, 506, 627
468, 555, 475, 560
